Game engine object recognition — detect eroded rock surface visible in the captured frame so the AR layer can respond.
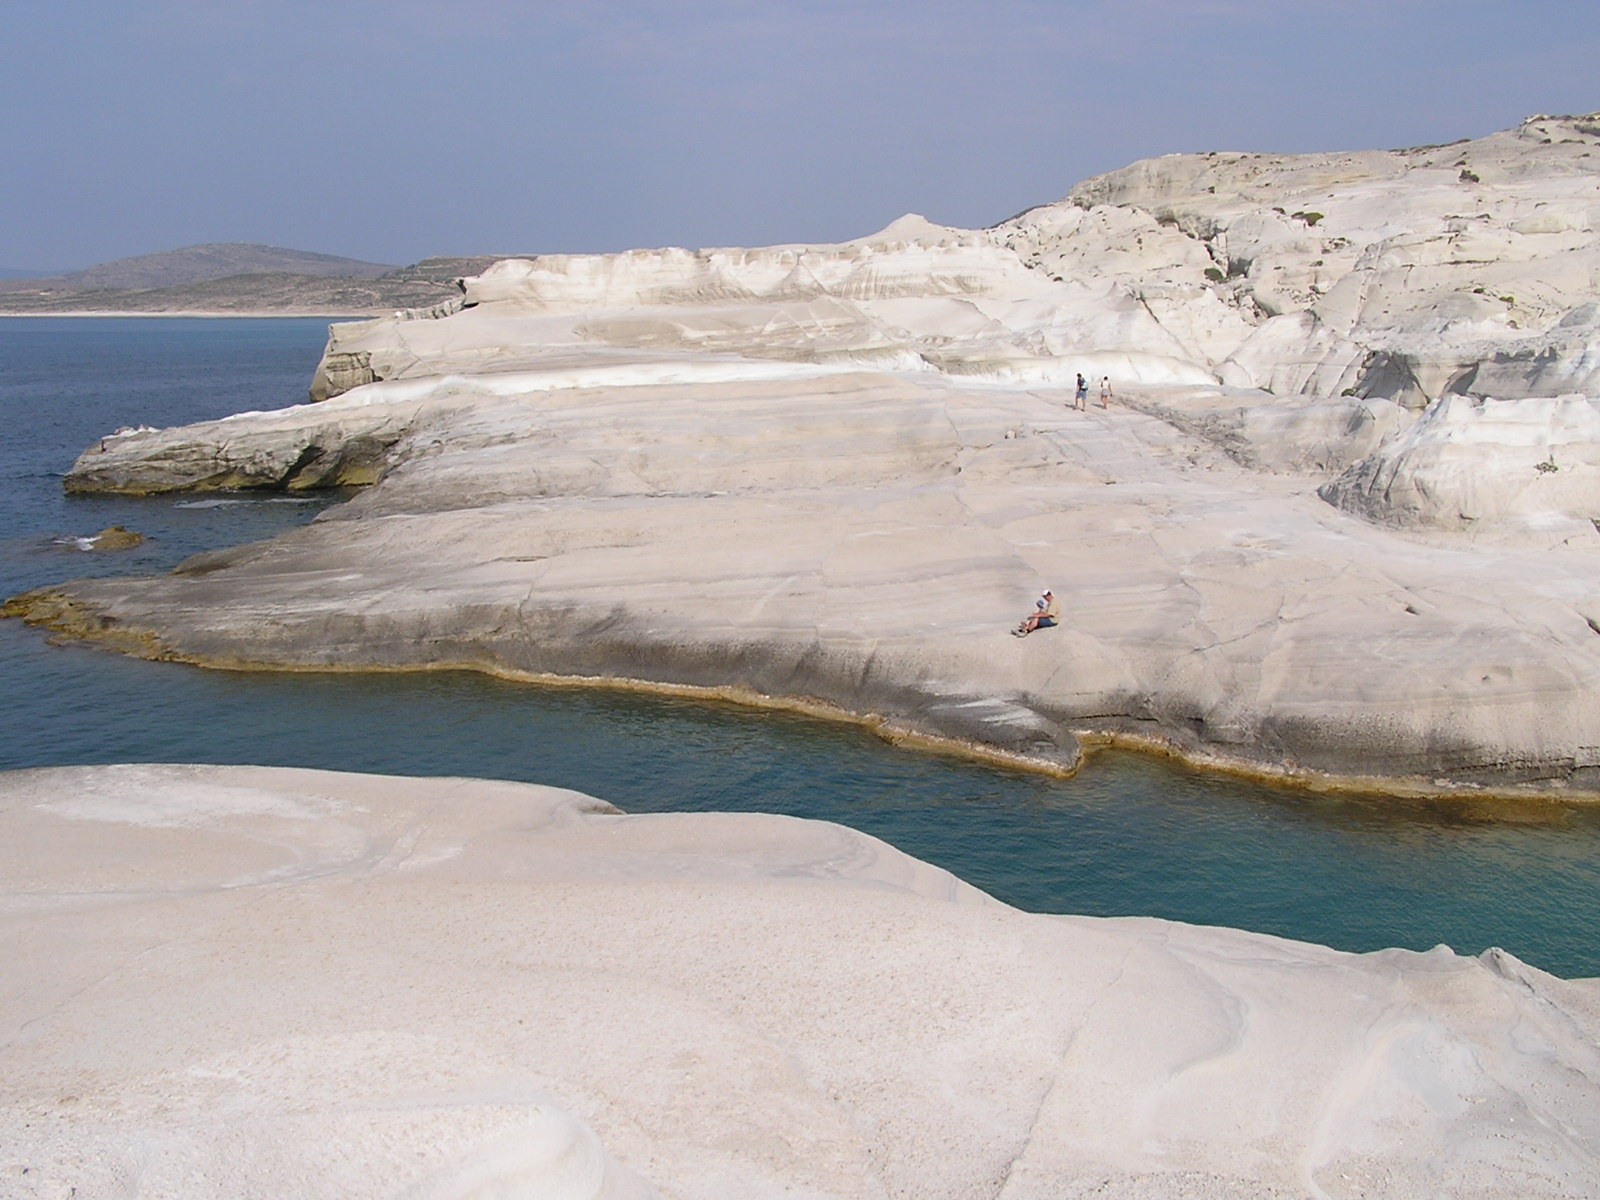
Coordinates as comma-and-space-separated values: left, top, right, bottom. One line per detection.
2, 764, 1596, 1200
1018, 115, 1600, 407
1319, 392, 1600, 530
19, 357, 1600, 787
289, 116, 1600, 419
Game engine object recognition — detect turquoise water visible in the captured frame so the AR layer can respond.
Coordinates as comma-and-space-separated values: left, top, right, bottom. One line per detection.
4, 318, 1599, 978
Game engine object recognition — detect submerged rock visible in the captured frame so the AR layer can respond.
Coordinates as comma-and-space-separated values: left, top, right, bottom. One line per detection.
84, 524, 144, 550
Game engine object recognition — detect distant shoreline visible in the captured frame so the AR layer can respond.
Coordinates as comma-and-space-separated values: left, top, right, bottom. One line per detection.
0, 309, 380, 319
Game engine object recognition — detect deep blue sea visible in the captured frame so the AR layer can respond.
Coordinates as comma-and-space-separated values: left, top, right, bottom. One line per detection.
4, 317, 1599, 978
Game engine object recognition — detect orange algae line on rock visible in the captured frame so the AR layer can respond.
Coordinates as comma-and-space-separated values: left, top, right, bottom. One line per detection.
6, 590, 1597, 805
1078, 729, 1600, 808
0, 593, 1088, 781
243, 657, 1090, 780
0, 587, 175, 660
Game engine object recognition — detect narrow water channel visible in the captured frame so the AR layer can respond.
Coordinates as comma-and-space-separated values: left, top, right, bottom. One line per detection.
4, 317, 1598, 977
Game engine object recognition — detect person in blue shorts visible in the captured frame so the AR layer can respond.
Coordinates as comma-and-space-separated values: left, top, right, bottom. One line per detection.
1013, 589, 1060, 636
1074, 373, 1089, 410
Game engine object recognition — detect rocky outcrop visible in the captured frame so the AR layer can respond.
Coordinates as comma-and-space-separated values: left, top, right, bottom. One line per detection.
298, 118, 1600, 527
83, 525, 144, 550
1320, 393, 1600, 531
3, 764, 1597, 1199
306, 213, 1225, 405
306, 349, 376, 403
65, 404, 420, 494
17, 357, 1600, 789
1005, 113, 1600, 408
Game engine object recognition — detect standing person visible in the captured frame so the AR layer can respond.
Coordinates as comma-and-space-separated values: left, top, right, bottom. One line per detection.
1099, 375, 1113, 408
1075, 373, 1089, 411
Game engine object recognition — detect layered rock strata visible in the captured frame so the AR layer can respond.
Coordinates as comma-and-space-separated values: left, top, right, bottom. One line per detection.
303, 116, 1600, 418
1017, 114, 1600, 407
3, 764, 1597, 1200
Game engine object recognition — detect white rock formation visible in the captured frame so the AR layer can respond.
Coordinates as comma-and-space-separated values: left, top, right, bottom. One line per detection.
1011, 115, 1600, 407
303, 218, 1221, 408
294, 113, 1600, 537
23, 352, 1600, 784
77, 115, 1600, 535
1320, 392, 1600, 529
3, 764, 1597, 1200
295, 116, 1600, 415
14, 115, 1600, 789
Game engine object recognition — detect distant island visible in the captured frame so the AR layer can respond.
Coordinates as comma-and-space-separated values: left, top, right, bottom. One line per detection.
0, 242, 525, 316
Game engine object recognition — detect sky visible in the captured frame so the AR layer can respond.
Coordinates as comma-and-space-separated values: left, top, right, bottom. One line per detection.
3, 0, 1596, 271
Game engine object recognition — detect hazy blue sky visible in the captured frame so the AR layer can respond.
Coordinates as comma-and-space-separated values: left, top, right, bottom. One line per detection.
3, 0, 1596, 269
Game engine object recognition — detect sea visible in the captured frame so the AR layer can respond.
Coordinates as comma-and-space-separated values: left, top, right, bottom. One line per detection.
3, 317, 1598, 978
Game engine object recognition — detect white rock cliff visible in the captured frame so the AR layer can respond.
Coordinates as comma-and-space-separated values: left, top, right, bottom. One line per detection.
11, 115, 1600, 790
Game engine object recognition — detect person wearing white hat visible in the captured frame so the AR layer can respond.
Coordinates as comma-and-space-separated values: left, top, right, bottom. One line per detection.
1013, 588, 1060, 636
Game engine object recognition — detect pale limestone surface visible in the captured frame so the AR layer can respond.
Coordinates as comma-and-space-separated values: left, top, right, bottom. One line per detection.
1319, 392, 1600, 531
1021, 116, 1600, 407
18, 116, 1600, 788
29, 358, 1600, 787
297, 116, 1600, 422
3, 764, 1597, 1200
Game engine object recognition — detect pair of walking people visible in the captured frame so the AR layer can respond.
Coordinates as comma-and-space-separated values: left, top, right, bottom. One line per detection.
1074, 374, 1113, 411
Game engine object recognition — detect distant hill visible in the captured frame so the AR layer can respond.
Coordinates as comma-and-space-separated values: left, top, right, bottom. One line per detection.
0, 245, 551, 316
0, 245, 540, 316
384, 255, 534, 283
0, 243, 396, 293
0, 272, 468, 316
0, 266, 71, 280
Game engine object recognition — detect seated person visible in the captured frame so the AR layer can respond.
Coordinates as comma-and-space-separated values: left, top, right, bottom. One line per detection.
1014, 588, 1060, 636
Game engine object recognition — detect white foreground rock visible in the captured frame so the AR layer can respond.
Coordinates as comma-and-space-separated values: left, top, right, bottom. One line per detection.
3, 763, 1597, 1200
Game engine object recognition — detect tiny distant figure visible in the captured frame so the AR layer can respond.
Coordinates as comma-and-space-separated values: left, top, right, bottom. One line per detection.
1075, 373, 1089, 411
1013, 588, 1061, 637
1099, 375, 1113, 408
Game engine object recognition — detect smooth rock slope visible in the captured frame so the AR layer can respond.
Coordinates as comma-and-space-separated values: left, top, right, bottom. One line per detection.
10, 115, 1600, 790
4, 764, 1598, 1200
